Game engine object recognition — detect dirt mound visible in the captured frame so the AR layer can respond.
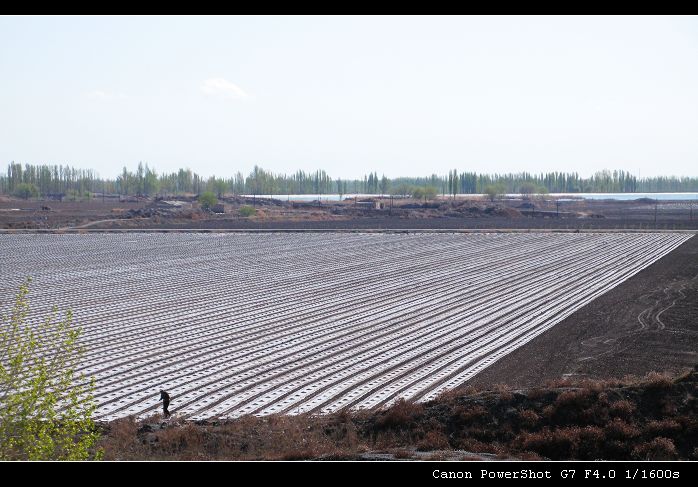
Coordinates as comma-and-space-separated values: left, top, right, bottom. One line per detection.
500, 207, 523, 218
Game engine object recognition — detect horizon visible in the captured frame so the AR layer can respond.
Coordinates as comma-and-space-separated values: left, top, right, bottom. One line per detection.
1, 16, 697, 179
3, 161, 698, 182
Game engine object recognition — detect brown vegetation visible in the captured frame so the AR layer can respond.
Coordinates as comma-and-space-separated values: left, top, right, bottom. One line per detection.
96, 365, 698, 460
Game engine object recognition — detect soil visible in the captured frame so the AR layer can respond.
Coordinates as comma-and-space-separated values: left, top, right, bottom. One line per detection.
2, 196, 697, 230
468, 234, 698, 389
0, 198, 146, 229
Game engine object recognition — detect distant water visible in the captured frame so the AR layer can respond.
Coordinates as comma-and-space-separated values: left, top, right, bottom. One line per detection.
546, 192, 698, 201
243, 192, 698, 202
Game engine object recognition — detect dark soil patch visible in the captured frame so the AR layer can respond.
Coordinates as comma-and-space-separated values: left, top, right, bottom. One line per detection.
468, 235, 698, 388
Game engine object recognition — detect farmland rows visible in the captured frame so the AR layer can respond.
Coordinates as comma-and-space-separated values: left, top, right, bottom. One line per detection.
91, 235, 589, 417
0, 232, 690, 420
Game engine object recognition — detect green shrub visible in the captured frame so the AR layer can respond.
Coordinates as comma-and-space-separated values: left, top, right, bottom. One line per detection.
0, 278, 101, 460
239, 205, 256, 217
12, 183, 38, 200
198, 191, 218, 210
484, 184, 505, 202
411, 186, 438, 201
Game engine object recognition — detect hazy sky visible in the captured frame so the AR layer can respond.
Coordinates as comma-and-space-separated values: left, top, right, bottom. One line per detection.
1, 16, 697, 179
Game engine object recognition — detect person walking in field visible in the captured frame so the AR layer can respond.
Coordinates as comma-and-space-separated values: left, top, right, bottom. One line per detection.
159, 390, 171, 417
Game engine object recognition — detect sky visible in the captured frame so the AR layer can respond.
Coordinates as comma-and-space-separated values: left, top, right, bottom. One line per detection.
1, 15, 697, 179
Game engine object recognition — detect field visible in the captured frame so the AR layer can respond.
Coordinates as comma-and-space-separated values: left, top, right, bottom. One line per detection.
470, 231, 698, 388
0, 232, 691, 421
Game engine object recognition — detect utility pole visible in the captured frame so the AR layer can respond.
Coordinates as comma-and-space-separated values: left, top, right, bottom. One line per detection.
654, 201, 658, 228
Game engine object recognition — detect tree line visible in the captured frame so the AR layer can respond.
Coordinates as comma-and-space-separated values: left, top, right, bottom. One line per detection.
1, 162, 697, 199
